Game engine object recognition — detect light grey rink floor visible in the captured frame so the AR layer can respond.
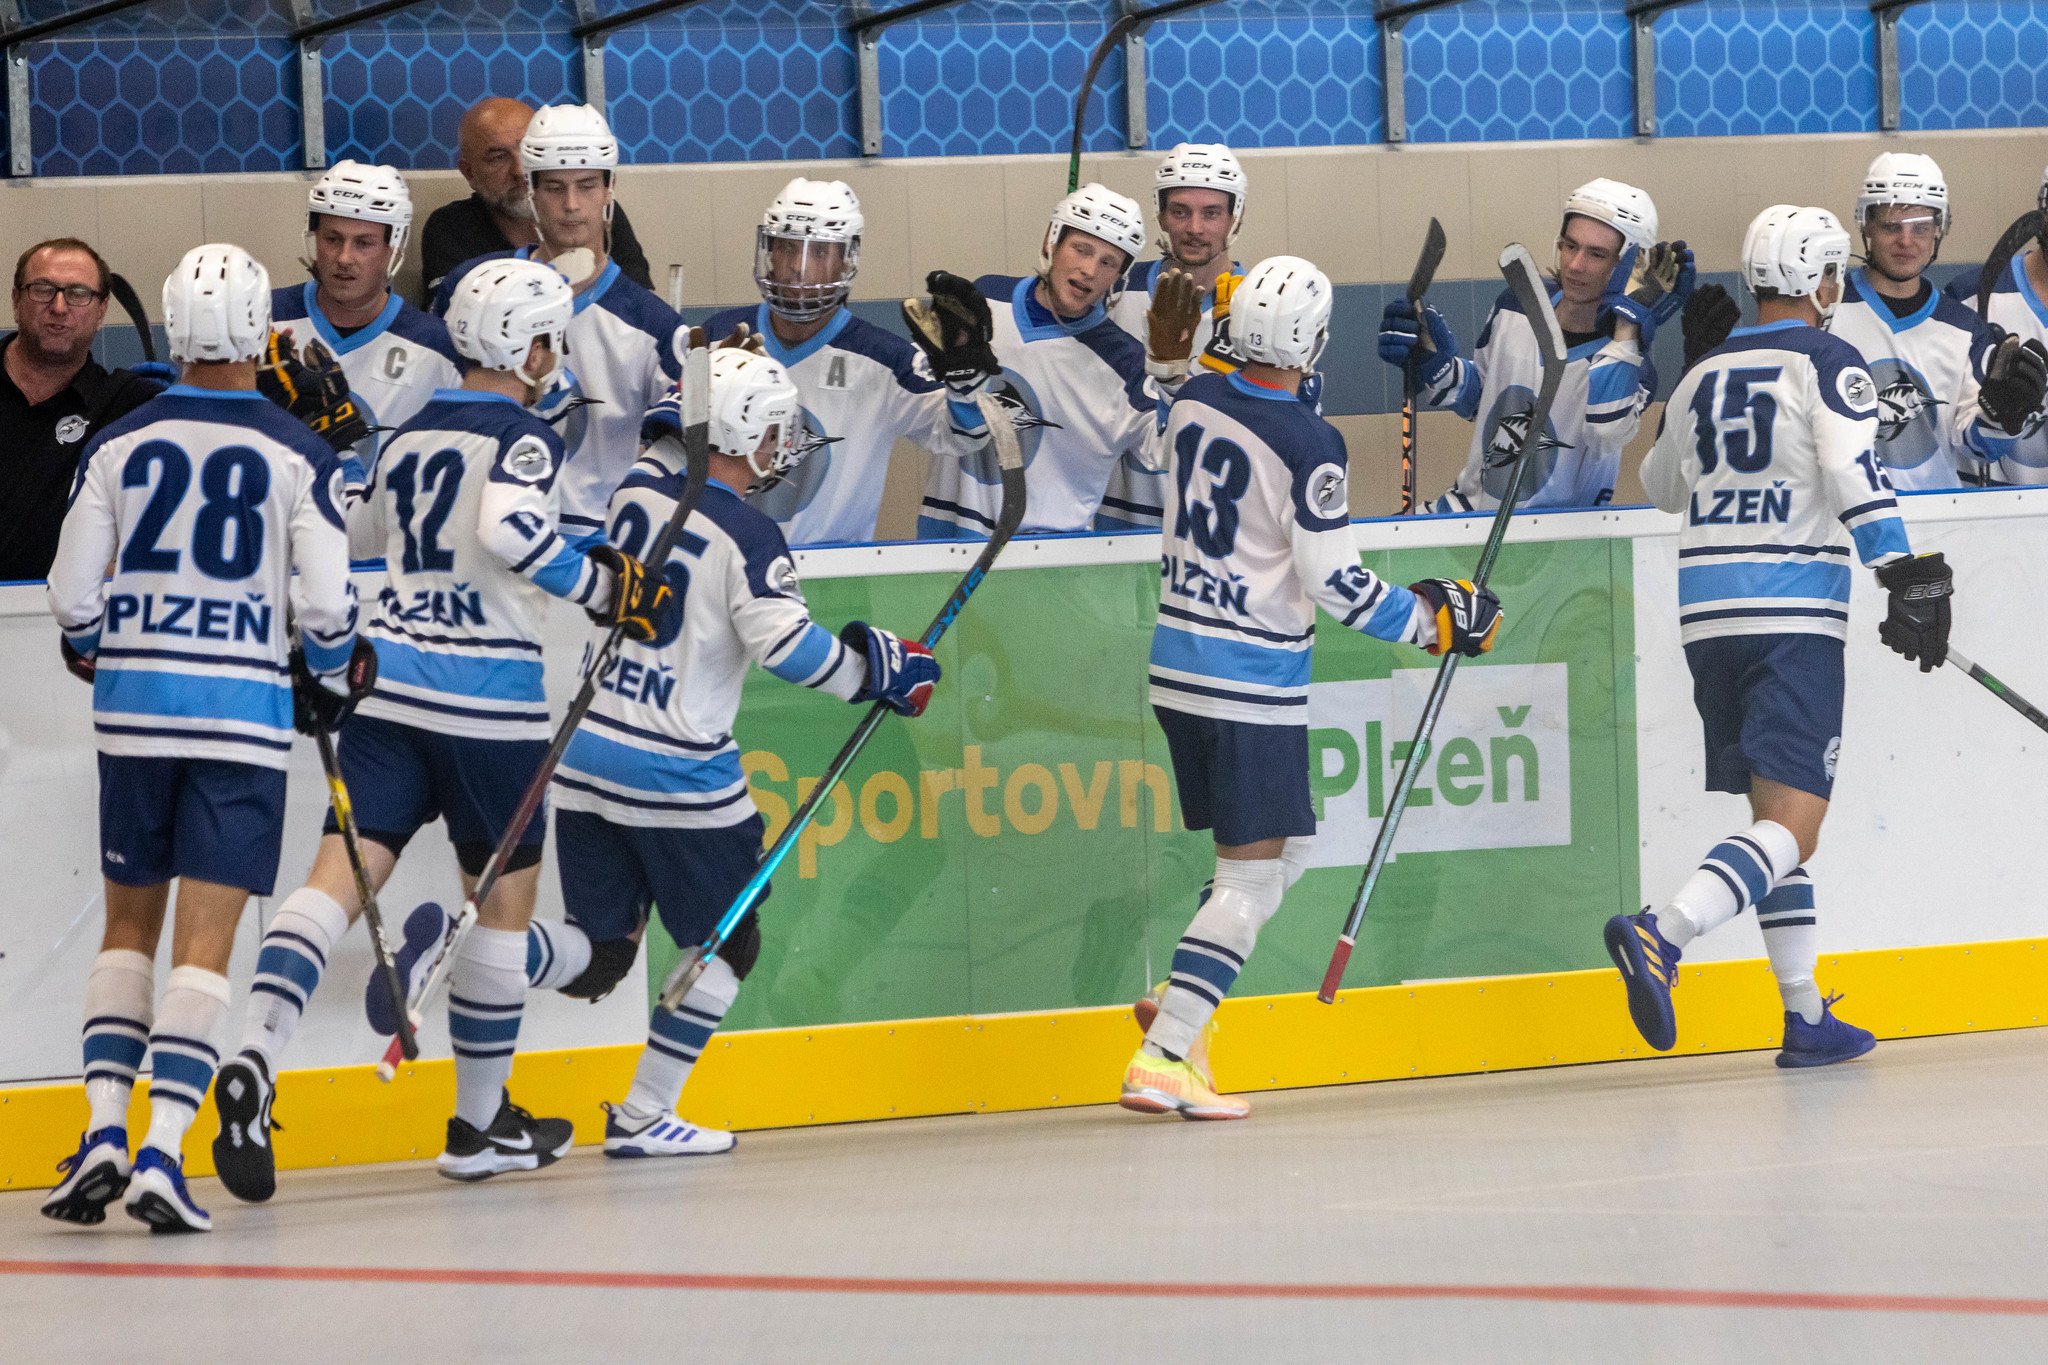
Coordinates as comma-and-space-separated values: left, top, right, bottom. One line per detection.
5, 1030, 2047, 1364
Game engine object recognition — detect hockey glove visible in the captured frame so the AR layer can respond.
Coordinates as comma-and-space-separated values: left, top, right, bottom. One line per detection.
1409, 577, 1504, 658
59, 636, 96, 684
902, 271, 999, 399
127, 360, 178, 388
1649, 240, 1696, 326
1599, 244, 1663, 346
714, 321, 768, 356
290, 637, 378, 736
1874, 553, 1953, 673
1198, 271, 1244, 375
1975, 325, 2048, 437
1378, 298, 1460, 390
257, 332, 370, 455
1682, 284, 1742, 372
588, 546, 677, 644
839, 620, 940, 718
1145, 266, 1204, 382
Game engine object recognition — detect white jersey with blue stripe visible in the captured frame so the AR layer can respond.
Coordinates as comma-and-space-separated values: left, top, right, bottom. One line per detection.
919, 275, 1165, 538
553, 455, 866, 829
1642, 320, 1912, 645
1826, 270, 2004, 490
435, 251, 683, 542
350, 390, 605, 741
1101, 259, 1240, 532
702, 303, 986, 546
1150, 371, 1424, 725
1422, 286, 1652, 513
46, 386, 359, 769
270, 282, 463, 479
1947, 251, 2048, 484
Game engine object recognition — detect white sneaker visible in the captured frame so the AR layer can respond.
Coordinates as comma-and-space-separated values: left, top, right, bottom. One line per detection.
601, 1102, 736, 1158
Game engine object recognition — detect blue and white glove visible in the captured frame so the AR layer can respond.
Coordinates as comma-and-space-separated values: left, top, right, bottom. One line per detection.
839, 620, 940, 718
1600, 245, 1657, 345
1653, 241, 1696, 326
1377, 298, 1459, 389
127, 361, 178, 388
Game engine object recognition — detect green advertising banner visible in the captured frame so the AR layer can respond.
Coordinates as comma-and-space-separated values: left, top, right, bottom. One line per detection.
649, 539, 1639, 1031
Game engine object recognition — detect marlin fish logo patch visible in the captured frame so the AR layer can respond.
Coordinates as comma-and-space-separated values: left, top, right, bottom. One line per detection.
1483, 406, 1571, 470
1875, 375, 1944, 444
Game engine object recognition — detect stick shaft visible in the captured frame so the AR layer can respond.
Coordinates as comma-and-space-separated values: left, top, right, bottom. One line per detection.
1947, 646, 2048, 732
314, 724, 416, 1061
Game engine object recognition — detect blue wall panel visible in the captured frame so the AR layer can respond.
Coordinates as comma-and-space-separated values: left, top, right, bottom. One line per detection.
1400, 1, 1632, 145
1899, 0, 2048, 132
1145, 5, 1383, 151
1654, 1, 1876, 139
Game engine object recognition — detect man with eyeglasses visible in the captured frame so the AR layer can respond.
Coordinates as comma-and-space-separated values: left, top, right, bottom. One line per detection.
1, 238, 163, 581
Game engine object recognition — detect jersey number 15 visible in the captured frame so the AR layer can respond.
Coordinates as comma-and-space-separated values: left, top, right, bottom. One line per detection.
1690, 366, 1782, 475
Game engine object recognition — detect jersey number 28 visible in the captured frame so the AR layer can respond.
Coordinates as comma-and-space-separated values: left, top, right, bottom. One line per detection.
119, 440, 269, 580
1689, 366, 1782, 475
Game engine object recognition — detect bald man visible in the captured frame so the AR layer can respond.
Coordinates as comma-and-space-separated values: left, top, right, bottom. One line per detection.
419, 96, 652, 303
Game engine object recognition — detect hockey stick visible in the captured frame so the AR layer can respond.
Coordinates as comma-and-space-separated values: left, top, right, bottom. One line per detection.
375, 337, 713, 1080
1399, 218, 1448, 515
311, 717, 418, 1063
1317, 243, 1567, 1004
1977, 209, 2044, 318
104, 272, 157, 364
656, 393, 1028, 1011
1947, 646, 2048, 733
1069, 12, 1142, 193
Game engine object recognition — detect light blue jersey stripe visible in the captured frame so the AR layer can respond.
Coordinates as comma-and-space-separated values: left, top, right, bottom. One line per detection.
1149, 625, 1310, 689
562, 728, 745, 794
1849, 517, 1912, 564
1678, 560, 1852, 607
766, 623, 836, 685
372, 635, 546, 703
95, 667, 292, 731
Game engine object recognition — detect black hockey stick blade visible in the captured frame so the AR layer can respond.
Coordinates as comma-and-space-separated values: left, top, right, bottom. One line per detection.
1947, 646, 2048, 733
1978, 209, 2044, 318
105, 272, 156, 364
1407, 218, 1448, 305
1069, 13, 1141, 194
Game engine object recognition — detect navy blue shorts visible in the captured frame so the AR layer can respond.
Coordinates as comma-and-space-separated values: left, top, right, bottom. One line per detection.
97, 754, 289, 894
1685, 633, 1845, 800
325, 714, 547, 874
555, 809, 768, 949
1153, 706, 1316, 846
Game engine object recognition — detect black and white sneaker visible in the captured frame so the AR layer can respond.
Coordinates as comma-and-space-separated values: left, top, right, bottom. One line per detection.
212, 1052, 280, 1204
436, 1092, 575, 1182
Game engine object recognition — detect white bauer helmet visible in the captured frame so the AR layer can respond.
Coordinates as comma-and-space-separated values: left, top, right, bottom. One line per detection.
1154, 142, 1248, 242
443, 257, 574, 376
755, 177, 864, 323
522, 102, 619, 176
1562, 177, 1659, 253
305, 159, 413, 273
1230, 254, 1333, 372
163, 243, 271, 364
1856, 151, 1949, 235
1040, 182, 1146, 300
709, 348, 805, 483
1742, 204, 1853, 323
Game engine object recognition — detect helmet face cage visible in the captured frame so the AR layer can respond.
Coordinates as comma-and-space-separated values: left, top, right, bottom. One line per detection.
754, 229, 860, 322
164, 244, 271, 364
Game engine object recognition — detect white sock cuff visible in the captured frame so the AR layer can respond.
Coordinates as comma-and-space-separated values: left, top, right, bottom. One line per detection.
689, 954, 741, 1015
272, 886, 351, 947
165, 964, 231, 1006
461, 926, 531, 976
1279, 837, 1314, 890
94, 948, 155, 982
1211, 855, 1285, 898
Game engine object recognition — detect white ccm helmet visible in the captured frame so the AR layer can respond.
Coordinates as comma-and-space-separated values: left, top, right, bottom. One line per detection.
1742, 204, 1853, 323
444, 258, 574, 376
305, 159, 413, 273
755, 178, 864, 323
1230, 254, 1333, 372
1155, 142, 1248, 242
1857, 151, 1949, 236
163, 243, 271, 364
709, 349, 805, 484
1041, 182, 1146, 300
1562, 177, 1659, 252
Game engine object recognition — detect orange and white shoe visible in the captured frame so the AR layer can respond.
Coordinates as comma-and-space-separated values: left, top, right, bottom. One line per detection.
1119, 1048, 1249, 1120
1132, 981, 1216, 1084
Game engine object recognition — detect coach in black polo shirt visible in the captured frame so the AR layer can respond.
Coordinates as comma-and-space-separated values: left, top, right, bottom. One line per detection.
0, 238, 162, 582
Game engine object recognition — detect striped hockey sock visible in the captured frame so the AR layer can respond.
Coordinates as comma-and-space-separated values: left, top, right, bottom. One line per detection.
143, 966, 230, 1157
527, 919, 593, 990
242, 887, 351, 1070
624, 956, 740, 1118
1143, 857, 1285, 1061
82, 948, 154, 1133
1757, 866, 1823, 1024
1660, 819, 1801, 948
449, 928, 528, 1130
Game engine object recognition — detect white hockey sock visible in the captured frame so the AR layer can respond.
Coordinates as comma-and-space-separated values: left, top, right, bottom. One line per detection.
625, 956, 741, 1119
527, 919, 593, 990
1660, 819, 1801, 948
81, 948, 154, 1133
448, 928, 528, 1130
1144, 857, 1285, 1061
1280, 835, 1313, 890
143, 966, 230, 1157
241, 887, 351, 1070
1757, 866, 1823, 1024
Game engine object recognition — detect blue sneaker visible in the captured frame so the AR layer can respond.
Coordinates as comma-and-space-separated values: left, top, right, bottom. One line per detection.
124, 1146, 210, 1233
1604, 909, 1683, 1051
40, 1126, 131, 1225
366, 902, 449, 1037
1777, 994, 1877, 1068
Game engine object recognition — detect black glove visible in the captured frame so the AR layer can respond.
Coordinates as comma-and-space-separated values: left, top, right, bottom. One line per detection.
1976, 325, 2048, 437
1874, 552, 1953, 673
291, 637, 378, 735
588, 545, 677, 644
902, 271, 999, 397
1409, 578, 1505, 658
258, 331, 370, 455
1681, 284, 1741, 372
59, 636, 96, 684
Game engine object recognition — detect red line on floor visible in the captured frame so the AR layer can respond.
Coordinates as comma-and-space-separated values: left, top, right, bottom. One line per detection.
1, 1259, 2043, 1316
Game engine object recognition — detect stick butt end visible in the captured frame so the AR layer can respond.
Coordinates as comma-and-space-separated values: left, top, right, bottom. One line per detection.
1318, 939, 1355, 1004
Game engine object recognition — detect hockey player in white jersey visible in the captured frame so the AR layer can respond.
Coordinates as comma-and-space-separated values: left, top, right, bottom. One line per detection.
1100, 143, 1251, 530
1945, 166, 2048, 483
700, 178, 992, 545
41, 245, 369, 1232
1118, 256, 1502, 1120
208, 259, 673, 1197
270, 160, 463, 480
1378, 178, 1691, 512
918, 183, 1178, 537
1827, 153, 2044, 489
434, 103, 684, 543
1613, 205, 1954, 1066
